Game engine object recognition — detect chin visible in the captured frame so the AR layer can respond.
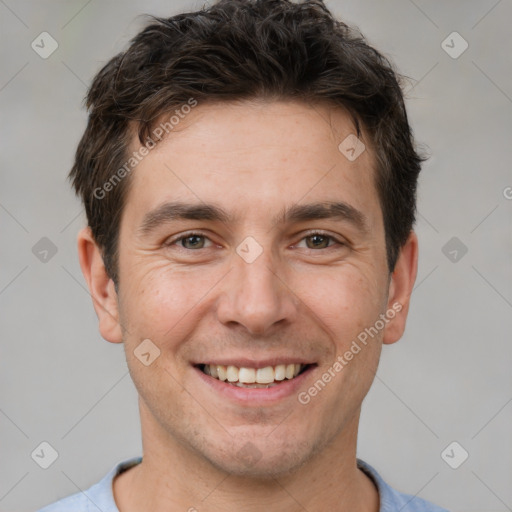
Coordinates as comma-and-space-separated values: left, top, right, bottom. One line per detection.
201, 436, 318, 479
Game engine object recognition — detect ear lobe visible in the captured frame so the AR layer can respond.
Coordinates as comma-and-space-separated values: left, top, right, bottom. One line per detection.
77, 227, 123, 344
382, 231, 418, 345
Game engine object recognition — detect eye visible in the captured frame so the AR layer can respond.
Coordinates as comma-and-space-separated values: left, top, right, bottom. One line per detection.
167, 232, 213, 250
165, 231, 343, 252
296, 232, 343, 250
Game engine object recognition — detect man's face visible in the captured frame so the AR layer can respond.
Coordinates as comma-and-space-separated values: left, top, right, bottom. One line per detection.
114, 100, 396, 476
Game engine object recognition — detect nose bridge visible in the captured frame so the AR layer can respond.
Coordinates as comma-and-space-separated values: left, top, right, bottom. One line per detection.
216, 239, 296, 334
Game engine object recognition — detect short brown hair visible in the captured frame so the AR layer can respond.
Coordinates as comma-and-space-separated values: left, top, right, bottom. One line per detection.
70, 0, 426, 285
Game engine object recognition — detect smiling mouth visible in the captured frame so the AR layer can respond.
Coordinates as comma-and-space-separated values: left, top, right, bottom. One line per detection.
198, 363, 312, 388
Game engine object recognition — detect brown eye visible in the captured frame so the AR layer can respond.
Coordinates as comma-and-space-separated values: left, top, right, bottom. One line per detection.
305, 234, 333, 249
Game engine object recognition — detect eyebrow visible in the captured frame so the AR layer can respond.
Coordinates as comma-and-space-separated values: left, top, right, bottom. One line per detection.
138, 200, 369, 236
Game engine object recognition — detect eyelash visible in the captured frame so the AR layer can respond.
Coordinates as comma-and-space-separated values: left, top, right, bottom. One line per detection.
166, 230, 345, 251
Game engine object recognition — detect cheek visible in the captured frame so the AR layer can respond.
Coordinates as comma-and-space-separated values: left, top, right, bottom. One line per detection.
118, 261, 219, 346
299, 265, 386, 347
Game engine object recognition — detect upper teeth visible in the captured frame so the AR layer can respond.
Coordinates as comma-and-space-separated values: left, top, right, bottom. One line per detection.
203, 364, 303, 384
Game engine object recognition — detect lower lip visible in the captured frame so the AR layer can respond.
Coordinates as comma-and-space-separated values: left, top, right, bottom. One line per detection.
194, 365, 316, 405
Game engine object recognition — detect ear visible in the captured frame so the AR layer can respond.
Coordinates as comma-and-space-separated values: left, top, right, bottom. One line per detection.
77, 227, 123, 344
382, 231, 418, 345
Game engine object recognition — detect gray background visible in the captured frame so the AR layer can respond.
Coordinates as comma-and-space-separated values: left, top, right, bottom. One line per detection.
1, 1, 511, 511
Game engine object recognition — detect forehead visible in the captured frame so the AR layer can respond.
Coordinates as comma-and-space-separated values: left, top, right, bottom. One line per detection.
124, 100, 380, 227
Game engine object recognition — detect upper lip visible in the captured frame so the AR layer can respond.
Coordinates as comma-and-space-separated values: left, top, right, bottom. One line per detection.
194, 358, 316, 369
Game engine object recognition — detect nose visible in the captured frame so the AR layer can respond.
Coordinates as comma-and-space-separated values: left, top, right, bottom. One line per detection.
215, 245, 299, 336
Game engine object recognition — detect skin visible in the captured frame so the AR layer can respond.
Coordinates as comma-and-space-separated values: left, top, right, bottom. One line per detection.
78, 100, 418, 512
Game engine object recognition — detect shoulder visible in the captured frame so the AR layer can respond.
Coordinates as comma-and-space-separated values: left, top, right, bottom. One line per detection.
357, 459, 450, 512
36, 457, 143, 512
37, 491, 92, 512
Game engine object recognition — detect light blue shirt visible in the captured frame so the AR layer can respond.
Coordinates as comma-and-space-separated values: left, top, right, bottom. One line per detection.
38, 457, 449, 511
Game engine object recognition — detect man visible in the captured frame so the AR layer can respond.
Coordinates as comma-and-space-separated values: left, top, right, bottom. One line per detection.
38, 0, 448, 510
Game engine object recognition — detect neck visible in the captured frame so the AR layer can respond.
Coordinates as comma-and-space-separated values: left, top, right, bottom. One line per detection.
113, 404, 379, 512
